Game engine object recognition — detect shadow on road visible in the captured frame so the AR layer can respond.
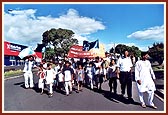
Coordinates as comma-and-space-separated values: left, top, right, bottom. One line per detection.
14, 82, 24, 86
91, 88, 140, 106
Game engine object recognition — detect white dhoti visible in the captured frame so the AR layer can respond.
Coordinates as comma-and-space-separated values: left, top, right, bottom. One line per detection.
135, 60, 156, 106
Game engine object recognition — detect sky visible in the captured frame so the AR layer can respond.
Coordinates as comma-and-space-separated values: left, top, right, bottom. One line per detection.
3, 2, 165, 52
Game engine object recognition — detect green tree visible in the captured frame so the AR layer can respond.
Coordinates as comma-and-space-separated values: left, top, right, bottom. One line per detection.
44, 47, 55, 60
115, 44, 128, 55
42, 28, 78, 58
148, 42, 164, 65
129, 46, 141, 58
114, 44, 141, 57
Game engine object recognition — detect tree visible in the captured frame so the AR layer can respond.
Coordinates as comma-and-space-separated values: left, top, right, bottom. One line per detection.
129, 46, 141, 58
42, 28, 78, 58
44, 47, 55, 60
115, 44, 128, 55
114, 44, 141, 57
148, 42, 164, 65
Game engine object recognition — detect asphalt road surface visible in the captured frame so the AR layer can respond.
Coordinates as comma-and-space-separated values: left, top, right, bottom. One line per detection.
3, 73, 165, 112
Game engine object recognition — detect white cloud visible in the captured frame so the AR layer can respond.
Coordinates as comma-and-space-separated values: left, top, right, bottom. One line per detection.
4, 8, 105, 48
127, 25, 164, 41
73, 34, 88, 45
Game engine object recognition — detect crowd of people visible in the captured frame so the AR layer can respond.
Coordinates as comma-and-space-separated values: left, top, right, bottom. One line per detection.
22, 50, 157, 109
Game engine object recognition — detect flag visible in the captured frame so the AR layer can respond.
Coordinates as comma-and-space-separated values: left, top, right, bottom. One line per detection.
89, 43, 105, 58
18, 47, 36, 59
34, 43, 45, 52
83, 40, 99, 51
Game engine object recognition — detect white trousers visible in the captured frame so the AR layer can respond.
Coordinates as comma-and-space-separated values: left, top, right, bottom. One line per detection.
38, 79, 44, 89
65, 81, 72, 95
24, 72, 34, 88
138, 90, 155, 106
90, 79, 93, 89
46, 83, 53, 94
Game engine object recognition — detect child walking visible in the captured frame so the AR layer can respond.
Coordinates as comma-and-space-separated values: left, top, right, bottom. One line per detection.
37, 64, 45, 94
76, 64, 84, 93
57, 69, 64, 91
86, 62, 95, 90
45, 63, 56, 98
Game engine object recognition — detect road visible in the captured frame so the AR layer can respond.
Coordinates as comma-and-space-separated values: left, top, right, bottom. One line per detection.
3, 73, 165, 112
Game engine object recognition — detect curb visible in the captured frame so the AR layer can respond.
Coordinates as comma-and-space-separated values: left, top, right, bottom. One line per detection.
4, 75, 23, 80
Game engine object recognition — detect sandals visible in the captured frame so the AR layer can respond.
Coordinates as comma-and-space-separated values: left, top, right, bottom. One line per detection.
141, 103, 157, 109
141, 104, 146, 108
151, 105, 157, 109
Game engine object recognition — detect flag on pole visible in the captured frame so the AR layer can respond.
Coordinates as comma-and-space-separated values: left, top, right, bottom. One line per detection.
83, 40, 99, 51
34, 43, 45, 52
18, 47, 36, 59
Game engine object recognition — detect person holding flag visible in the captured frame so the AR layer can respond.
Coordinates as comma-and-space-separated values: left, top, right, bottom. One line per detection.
23, 55, 36, 89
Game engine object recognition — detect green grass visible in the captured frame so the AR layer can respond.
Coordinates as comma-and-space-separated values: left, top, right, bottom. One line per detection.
152, 65, 164, 72
4, 69, 23, 77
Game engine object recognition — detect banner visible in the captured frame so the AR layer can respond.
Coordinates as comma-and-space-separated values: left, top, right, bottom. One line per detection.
68, 44, 105, 58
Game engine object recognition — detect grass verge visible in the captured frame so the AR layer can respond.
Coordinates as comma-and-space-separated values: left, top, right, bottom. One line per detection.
4, 69, 23, 78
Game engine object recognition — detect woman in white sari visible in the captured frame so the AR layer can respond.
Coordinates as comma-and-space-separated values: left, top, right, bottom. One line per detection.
135, 52, 157, 109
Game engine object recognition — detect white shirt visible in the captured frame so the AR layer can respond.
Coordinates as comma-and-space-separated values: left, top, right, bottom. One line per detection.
43, 63, 47, 69
45, 69, 55, 84
135, 60, 156, 92
117, 57, 133, 72
86, 66, 95, 78
94, 62, 102, 75
54, 65, 60, 75
95, 62, 102, 68
58, 72, 64, 82
64, 70, 72, 82
23, 61, 35, 73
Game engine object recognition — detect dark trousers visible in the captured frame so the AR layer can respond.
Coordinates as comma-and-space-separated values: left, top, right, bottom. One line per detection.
119, 71, 132, 98
109, 77, 117, 93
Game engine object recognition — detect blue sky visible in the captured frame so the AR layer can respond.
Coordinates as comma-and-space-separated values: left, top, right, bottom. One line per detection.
3, 3, 164, 51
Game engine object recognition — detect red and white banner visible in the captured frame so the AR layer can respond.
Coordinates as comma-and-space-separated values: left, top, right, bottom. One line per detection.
68, 45, 93, 58
67, 45, 105, 58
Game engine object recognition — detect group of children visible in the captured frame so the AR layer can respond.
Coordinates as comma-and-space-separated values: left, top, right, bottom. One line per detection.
36, 57, 119, 98
26, 52, 158, 109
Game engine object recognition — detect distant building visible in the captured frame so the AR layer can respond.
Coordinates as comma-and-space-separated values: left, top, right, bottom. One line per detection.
4, 41, 42, 66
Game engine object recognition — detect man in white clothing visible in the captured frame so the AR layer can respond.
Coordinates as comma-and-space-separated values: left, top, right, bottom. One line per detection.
135, 52, 157, 109
23, 56, 36, 89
